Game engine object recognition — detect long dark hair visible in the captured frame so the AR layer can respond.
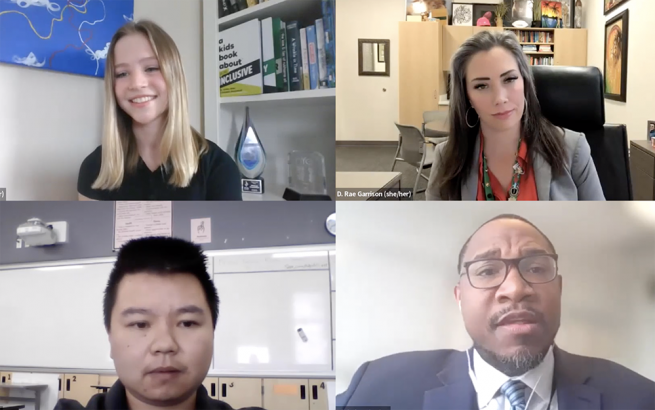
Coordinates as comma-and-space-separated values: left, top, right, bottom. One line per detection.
435, 30, 567, 200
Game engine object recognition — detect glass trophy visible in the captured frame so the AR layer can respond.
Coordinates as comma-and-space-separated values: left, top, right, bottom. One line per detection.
283, 151, 332, 200
235, 106, 266, 194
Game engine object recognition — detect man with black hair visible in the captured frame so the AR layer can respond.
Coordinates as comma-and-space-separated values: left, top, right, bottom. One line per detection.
337, 214, 655, 410
55, 236, 259, 410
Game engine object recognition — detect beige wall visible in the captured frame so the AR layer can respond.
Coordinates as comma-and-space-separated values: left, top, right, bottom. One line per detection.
584, 0, 655, 141
336, 0, 500, 142
0, 0, 203, 199
336, 0, 404, 142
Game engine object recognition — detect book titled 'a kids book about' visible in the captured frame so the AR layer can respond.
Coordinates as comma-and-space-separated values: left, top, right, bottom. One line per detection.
219, 19, 263, 97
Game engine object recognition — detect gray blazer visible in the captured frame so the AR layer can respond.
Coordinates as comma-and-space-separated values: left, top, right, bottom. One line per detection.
425, 128, 605, 200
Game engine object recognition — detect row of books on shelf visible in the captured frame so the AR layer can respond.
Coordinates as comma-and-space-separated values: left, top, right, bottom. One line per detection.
522, 44, 553, 52
529, 56, 553, 65
517, 31, 553, 43
219, 0, 269, 18
219, 0, 336, 98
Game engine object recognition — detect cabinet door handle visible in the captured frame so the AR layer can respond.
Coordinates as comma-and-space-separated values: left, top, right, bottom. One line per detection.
211, 383, 216, 398
221, 383, 227, 397
300, 385, 306, 400
58, 379, 61, 391
66, 379, 70, 391
312, 385, 318, 400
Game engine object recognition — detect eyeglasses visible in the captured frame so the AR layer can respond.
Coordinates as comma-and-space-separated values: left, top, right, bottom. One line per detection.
460, 254, 559, 289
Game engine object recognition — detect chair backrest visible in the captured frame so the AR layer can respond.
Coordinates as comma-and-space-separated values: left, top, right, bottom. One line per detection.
531, 65, 632, 200
423, 110, 448, 125
395, 123, 427, 166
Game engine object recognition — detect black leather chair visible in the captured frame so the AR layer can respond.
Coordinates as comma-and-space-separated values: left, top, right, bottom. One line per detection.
531, 65, 633, 200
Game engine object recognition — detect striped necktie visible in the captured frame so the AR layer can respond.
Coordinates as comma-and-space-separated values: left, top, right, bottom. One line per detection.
500, 379, 527, 410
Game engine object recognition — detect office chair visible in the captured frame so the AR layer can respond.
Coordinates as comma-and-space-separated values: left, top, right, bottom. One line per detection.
531, 65, 633, 200
393, 123, 435, 199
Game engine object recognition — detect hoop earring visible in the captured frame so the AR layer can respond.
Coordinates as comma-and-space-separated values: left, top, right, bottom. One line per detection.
466, 107, 479, 128
522, 98, 528, 124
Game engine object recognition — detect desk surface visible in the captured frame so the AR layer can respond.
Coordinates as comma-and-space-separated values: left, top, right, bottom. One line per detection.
0, 384, 47, 390
336, 172, 402, 189
0, 403, 26, 410
632, 140, 655, 154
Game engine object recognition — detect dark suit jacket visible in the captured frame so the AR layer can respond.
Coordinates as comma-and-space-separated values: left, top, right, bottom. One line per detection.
337, 346, 655, 410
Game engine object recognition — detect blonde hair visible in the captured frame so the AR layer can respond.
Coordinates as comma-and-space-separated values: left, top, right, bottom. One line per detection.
93, 19, 208, 190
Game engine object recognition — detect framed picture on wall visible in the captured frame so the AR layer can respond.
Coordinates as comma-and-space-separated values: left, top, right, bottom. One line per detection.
605, 0, 630, 15
647, 121, 655, 141
451, 3, 473, 26
603, 9, 629, 102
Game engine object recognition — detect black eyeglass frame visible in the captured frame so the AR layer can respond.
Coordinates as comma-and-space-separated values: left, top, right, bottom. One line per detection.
459, 254, 559, 289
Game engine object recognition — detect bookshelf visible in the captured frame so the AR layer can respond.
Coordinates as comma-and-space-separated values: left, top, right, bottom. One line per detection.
504, 27, 586, 67
203, 0, 336, 201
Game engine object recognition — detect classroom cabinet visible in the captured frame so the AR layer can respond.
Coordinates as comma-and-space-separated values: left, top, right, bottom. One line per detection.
0, 372, 11, 383
219, 377, 263, 409
62, 374, 99, 406
309, 379, 330, 410
263, 379, 310, 410
98, 375, 119, 390
203, 377, 219, 399
0, 371, 12, 397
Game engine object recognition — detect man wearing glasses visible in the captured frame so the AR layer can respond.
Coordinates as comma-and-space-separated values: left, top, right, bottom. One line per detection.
336, 214, 655, 410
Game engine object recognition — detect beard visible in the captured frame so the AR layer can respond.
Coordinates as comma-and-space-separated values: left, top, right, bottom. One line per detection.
473, 341, 550, 377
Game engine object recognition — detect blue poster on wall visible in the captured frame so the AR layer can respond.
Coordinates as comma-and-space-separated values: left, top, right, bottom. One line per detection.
0, 0, 134, 78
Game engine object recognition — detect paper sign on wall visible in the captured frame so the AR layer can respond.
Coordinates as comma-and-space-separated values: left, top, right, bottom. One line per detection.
113, 202, 172, 250
191, 218, 212, 244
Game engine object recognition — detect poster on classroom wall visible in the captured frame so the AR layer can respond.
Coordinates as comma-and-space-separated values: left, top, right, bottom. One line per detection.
0, 0, 134, 78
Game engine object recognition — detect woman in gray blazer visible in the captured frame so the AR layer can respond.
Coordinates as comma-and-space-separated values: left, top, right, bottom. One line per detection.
426, 30, 604, 201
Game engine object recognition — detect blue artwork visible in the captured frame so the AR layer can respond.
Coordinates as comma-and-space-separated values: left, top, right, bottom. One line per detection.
0, 0, 134, 78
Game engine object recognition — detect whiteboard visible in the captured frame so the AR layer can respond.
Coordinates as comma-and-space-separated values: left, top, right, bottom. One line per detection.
0, 245, 335, 375
212, 248, 333, 375
0, 262, 115, 370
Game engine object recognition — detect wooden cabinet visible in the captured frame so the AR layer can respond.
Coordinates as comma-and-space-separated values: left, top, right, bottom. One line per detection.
219, 377, 262, 409
399, 21, 443, 129
263, 379, 310, 410
442, 26, 473, 71
309, 379, 330, 410
630, 140, 655, 200
554, 28, 587, 66
472, 26, 504, 35
62, 374, 99, 406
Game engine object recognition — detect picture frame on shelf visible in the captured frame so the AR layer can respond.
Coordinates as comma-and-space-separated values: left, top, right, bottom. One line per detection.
647, 121, 655, 142
451, 3, 474, 26
503, 0, 532, 27
472, 4, 497, 26
603, 9, 628, 102
605, 0, 630, 15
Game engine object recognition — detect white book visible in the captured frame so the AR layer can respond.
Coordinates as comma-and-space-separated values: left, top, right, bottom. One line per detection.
315, 18, 328, 89
219, 19, 263, 97
299, 27, 311, 90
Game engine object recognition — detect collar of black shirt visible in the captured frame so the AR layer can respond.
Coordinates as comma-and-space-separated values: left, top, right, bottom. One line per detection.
97, 379, 235, 410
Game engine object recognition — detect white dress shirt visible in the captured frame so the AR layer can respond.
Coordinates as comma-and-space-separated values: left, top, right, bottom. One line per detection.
469, 345, 559, 410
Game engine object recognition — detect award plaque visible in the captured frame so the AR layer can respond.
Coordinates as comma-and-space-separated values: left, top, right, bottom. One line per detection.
235, 106, 266, 194
283, 151, 332, 200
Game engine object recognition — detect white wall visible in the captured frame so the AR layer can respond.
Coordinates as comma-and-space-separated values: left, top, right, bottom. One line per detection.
0, 0, 203, 200
336, 201, 655, 394
584, 0, 655, 142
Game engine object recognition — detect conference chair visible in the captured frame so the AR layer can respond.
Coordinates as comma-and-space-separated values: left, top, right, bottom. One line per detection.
393, 123, 435, 199
532, 65, 633, 200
